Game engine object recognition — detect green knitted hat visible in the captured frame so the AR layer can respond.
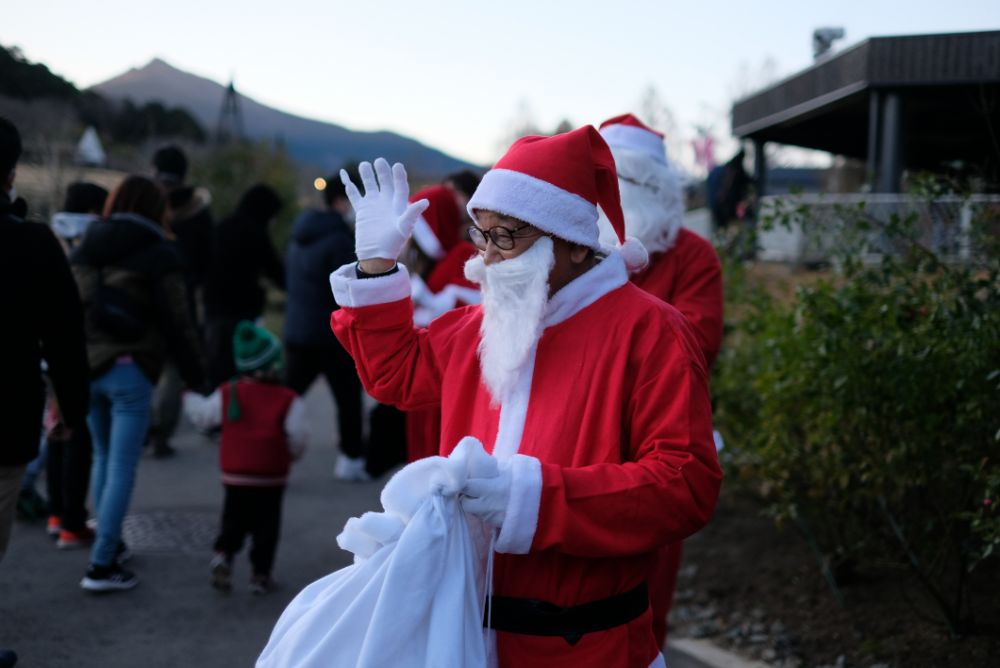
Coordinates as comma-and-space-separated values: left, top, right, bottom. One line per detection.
232, 321, 282, 374
228, 321, 282, 421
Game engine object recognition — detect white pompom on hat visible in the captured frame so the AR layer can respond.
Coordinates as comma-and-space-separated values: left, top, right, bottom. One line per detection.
467, 125, 648, 271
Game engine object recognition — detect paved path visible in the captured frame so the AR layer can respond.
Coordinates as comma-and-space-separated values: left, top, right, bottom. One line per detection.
1, 381, 383, 668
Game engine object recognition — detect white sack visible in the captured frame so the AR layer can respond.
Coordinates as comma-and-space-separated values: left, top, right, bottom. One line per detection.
257, 437, 496, 668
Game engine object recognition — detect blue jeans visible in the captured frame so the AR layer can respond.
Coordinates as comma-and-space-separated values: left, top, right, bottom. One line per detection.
87, 361, 152, 567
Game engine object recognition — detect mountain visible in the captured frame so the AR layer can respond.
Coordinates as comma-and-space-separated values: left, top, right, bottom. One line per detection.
92, 59, 478, 177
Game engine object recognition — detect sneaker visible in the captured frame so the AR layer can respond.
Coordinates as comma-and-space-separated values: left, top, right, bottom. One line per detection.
47, 516, 62, 537
115, 541, 132, 565
150, 438, 176, 458
334, 456, 372, 482
0, 648, 17, 668
81, 563, 138, 592
249, 574, 274, 595
210, 553, 232, 591
57, 527, 96, 549
16, 488, 47, 521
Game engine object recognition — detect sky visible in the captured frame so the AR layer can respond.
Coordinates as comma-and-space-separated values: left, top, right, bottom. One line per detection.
4, 1, 999, 169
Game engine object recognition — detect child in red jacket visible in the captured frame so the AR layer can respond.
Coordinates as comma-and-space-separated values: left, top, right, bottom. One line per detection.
184, 321, 307, 594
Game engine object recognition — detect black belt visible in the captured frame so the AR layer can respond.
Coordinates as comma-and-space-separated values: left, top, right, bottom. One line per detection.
483, 583, 648, 646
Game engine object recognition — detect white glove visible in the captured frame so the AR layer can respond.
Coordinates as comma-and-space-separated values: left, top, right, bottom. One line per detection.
341, 158, 430, 262
460, 460, 512, 528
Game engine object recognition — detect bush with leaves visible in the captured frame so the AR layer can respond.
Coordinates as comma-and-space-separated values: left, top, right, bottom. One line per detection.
190, 140, 301, 252
713, 197, 1000, 635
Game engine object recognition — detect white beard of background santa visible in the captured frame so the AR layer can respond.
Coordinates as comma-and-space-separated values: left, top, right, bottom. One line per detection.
463, 236, 555, 405
597, 147, 685, 258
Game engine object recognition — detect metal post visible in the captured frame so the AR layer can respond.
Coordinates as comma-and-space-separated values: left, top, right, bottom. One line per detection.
753, 138, 767, 198
877, 93, 903, 193
866, 91, 881, 191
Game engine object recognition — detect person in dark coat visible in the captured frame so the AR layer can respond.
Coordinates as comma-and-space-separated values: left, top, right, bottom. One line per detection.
44, 182, 109, 547
283, 172, 368, 479
1, 117, 90, 666
148, 145, 214, 457
71, 175, 206, 592
204, 184, 285, 387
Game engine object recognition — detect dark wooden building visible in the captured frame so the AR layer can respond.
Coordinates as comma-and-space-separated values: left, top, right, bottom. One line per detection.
732, 30, 1000, 194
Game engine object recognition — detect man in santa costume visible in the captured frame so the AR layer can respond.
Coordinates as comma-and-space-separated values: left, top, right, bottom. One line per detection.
329, 126, 722, 668
598, 113, 725, 648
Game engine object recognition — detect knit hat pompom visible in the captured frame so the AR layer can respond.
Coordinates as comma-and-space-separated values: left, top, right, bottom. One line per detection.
620, 236, 649, 272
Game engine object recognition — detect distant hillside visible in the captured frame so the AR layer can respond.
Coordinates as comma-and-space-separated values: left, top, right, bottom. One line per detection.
93, 59, 478, 178
0, 45, 77, 101
0, 44, 205, 145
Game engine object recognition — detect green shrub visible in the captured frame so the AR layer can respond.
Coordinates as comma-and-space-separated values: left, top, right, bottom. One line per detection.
713, 199, 1000, 635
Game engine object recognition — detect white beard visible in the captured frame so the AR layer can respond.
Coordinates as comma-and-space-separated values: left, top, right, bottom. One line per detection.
597, 148, 685, 259
463, 236, 555, 406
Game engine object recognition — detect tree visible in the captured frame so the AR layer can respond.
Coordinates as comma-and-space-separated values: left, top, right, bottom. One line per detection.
638, 84, 684, 167
190, 140, 301, 251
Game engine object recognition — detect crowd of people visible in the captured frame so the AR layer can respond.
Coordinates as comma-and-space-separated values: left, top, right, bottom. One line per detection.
1, 108, 725, 667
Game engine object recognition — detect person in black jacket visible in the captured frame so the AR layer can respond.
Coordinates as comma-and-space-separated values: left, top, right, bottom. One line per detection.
204, 184, 285, 387
148, 145, 214, 457
1, 117, 90, 667
283, 172, 368, 480
71, 175, 206, 592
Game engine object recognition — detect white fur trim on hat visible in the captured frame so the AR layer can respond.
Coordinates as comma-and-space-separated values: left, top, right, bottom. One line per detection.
599, 124, 667, 165
411, 215, 446, 260
467, 168, 601, 249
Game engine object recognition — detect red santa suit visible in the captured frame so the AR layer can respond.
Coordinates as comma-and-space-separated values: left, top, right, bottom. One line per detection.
601, 113, 725, 649
329, 251, 721, 667
632, 228, 723, 368
632, 228, 723, 647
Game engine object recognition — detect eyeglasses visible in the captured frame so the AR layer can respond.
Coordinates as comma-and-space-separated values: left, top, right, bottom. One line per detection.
618, 172, 660, 193
467, 222, 535, 251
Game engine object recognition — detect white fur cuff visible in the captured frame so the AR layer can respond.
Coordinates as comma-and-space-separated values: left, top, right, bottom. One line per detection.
329, 262, 412, 308
495, 454, 542, 554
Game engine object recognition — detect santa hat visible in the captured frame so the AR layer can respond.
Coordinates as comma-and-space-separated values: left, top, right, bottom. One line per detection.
467, 125, 648, 270
410, 185, 461, 261
598, 113, 667, 166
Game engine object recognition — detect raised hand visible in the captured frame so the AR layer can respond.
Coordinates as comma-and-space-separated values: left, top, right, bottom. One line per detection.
340, 158, 430, 266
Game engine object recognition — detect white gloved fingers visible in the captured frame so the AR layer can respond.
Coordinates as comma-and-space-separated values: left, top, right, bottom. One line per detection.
340, 169, 363, 209
391, 162, 411, 214
397, 199, 430, 237
460, 492, 506, 528
460, 495, 492, 515
462, 476, 495, 499
373, 158, 394, 199
358, 160, 379, 197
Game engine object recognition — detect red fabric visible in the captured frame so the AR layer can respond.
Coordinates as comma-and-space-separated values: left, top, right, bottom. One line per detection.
495, 126, 626, 244
219, 379, 297, 481
411, 185, 461, 253
425, 241, 479, 294
649, 542, 683, 648
632, 229, 722, 646
632, 229, 724, 369
405, 408, 441, 462
599, 113, 663, 138
331, 284, 721, 668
